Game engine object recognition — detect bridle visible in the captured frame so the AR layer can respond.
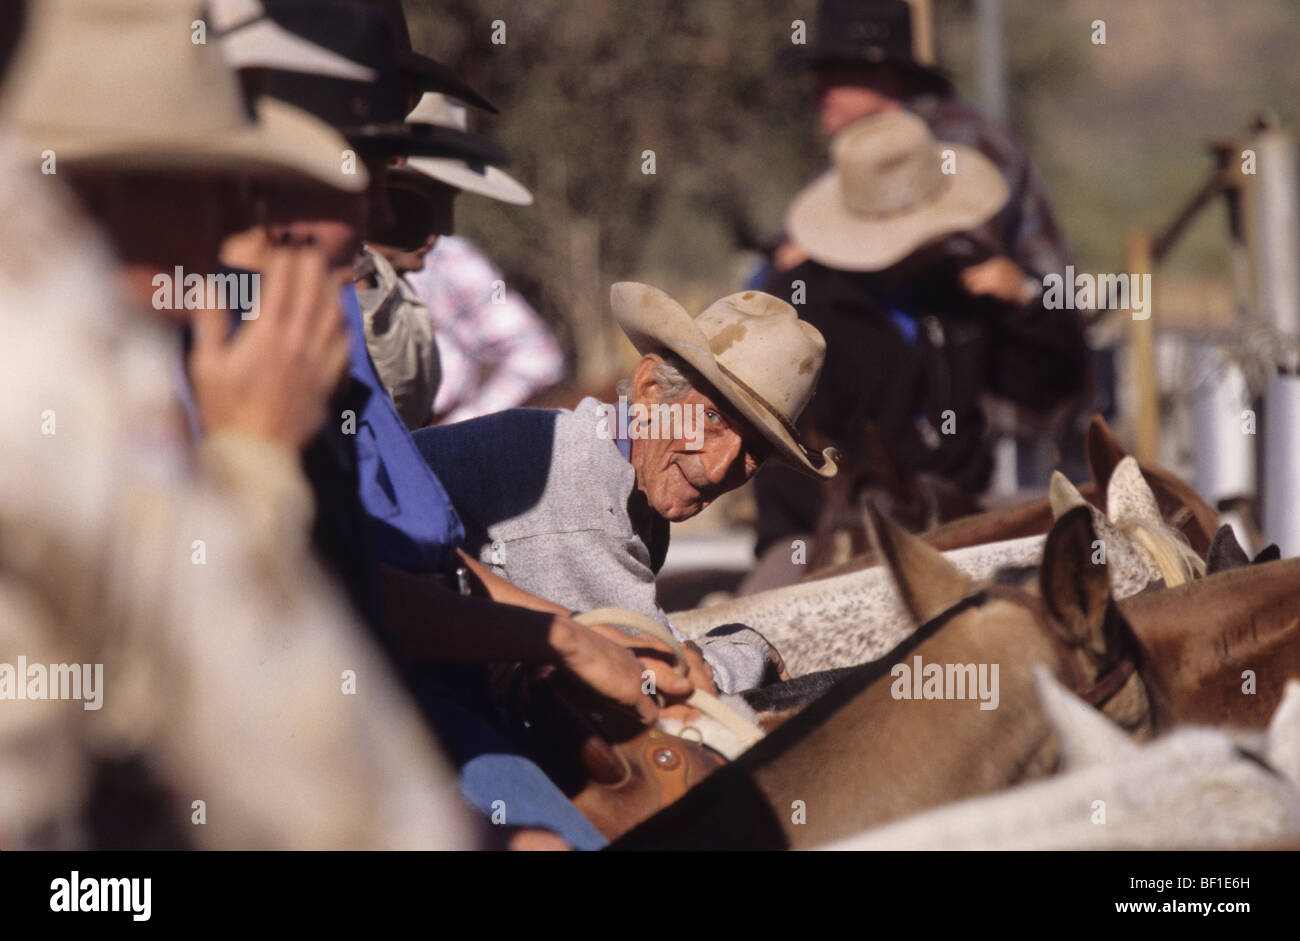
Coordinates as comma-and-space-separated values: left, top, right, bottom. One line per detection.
912, 582, 1139, 711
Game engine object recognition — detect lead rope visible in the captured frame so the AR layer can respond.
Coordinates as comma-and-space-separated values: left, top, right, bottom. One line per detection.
573, 608, 766, 749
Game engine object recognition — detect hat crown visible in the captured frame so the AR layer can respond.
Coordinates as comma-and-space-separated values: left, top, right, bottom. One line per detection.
405, 92, 469, 132
812, 0, 915, 64
264, 0, 407, 126
1, 0, 251, 147
694, 292, 825, 423
832, 110, 948, 218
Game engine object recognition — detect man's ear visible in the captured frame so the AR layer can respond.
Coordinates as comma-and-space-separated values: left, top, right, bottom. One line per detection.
632, 354, 664, 405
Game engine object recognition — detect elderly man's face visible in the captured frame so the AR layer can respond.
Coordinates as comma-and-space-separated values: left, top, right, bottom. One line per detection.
628, 355, 770, 522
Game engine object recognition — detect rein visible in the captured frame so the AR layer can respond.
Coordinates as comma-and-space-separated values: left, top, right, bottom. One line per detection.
920, 583, 1138, 710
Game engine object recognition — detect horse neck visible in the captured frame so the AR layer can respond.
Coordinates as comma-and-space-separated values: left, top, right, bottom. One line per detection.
752, 602, 1072, 848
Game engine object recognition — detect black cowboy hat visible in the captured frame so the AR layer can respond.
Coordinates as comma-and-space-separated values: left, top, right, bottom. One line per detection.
263, 0, 509, 163
359, 0, 498, 114
778, 0, 952, 97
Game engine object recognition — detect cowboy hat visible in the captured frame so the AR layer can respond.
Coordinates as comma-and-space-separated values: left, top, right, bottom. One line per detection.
0, 0, 367, 194
611, 283, 838, 479
263, 0, 509, 163
210, 0, 376, 81
777, 0, 952, 97
356, 0, 498, 114
787, 110, 1008, 271
404, 93, 532, 205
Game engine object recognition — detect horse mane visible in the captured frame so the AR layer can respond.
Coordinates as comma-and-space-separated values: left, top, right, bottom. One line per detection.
1113, 515, 1206, 587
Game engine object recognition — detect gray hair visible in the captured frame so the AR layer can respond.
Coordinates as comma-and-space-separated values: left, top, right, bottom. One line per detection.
617, 351, 698, 404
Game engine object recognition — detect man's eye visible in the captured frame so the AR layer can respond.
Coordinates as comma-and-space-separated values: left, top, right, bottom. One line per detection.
704, 409, 722, 424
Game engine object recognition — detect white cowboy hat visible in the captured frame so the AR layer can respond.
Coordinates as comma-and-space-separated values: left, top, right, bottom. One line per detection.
0, 0, 367, 194
611, 283, 839, 479
787, 110, 1009, 271
210, 0, 377, 81
403, 93, 533, 206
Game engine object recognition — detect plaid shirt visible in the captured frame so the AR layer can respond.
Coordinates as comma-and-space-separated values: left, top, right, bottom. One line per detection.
405, 236, 564, 425
908, 93, 1071, 281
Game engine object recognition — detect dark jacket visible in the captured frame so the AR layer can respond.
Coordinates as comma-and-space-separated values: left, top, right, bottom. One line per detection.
753, 258, 1087, 554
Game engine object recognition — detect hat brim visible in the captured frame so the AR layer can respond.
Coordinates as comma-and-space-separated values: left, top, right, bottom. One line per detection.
41, 97, 368, 194
774, 47, 955, 95
610, 283, 837, 479
341, 121, 511, 164
786, 142, 1008, 271
404, 155, 533, 205
397, 50, 498, 114
220, 18, 377, 81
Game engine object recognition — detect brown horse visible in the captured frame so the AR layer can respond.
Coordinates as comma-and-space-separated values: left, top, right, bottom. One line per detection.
613, 505, 1153, 850
1123, 555, 1300, 729
806, 414, 1220, 580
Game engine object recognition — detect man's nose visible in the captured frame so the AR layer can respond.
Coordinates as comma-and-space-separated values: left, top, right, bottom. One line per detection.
700, 432, 743, 485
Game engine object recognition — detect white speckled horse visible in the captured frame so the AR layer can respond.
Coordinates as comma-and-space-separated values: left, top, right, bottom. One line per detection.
671, 457, 1205, 677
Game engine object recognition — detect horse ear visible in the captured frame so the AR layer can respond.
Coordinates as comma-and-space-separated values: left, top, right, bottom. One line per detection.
1207, 524, 1250, 574
863, 500, 973, 624
1033, 665, 1138, 768
1085, 414, 1128, 493
1253, 543, 1281, 565
1107, 457, 1162, 526
1049, 470, 1088, 519
1265, 680, 1300, 787
1039, 505, 1112, 654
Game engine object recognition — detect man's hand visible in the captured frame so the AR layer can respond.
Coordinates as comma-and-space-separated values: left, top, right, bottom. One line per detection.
190, 244, 351, 452
581, 622, 715, 722
959, 255, 1036, 306
548, 617, 685, 725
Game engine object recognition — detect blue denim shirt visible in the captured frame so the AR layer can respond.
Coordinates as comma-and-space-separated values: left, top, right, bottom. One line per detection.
338, 284, 464, 573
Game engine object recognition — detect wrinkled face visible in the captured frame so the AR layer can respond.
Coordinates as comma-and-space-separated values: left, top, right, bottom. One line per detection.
815, 65, 905, 137
628, 356, 772, 522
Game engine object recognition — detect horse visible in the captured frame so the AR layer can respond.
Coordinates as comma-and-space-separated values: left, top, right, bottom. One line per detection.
823, 670, 1300, 850
671, 455, 1196, 676
612, 505, 1154, 850
803, 414, 1220, 581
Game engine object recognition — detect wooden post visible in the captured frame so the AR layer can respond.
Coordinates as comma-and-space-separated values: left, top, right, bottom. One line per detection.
909, 0, 935, 65
1127, 231, 1158, 462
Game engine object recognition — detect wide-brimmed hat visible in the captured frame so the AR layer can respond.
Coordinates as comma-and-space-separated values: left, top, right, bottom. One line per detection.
404, 94, 532, 205
263, 0, 509, 163
0, 0, 367, 193
778, 0, 952, 96
611, 283, 839, 479
210, 0, 376, 80
358, 0, 498, 114
787, 110, 1008, 271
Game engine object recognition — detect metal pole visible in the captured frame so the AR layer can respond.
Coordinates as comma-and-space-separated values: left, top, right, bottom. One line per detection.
1255, 126, 1300, 553
1127, 232, 1158, 462
974, 0, 1007, 126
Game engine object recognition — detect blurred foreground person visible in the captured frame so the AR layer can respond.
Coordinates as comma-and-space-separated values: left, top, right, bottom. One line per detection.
0, 0, 477, 849
218, 0, 693, 850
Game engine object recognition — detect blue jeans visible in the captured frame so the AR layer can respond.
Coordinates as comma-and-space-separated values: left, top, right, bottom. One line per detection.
412, 666, 608, 850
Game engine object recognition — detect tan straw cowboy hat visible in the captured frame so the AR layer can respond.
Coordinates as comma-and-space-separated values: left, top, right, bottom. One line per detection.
787, 110, 1008, 271
404, 93, 533, 205
0, 0, 367, 193
611, 283, 839, 479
